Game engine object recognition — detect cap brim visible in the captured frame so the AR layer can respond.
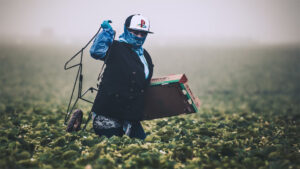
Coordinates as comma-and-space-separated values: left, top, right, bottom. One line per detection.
128, 28, 154, 34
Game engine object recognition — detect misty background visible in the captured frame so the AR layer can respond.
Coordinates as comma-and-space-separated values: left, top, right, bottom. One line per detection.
0, 0, 299, 47
0, 0, 299, 110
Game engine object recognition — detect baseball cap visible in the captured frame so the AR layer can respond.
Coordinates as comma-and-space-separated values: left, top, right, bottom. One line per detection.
125, 14, 153, 34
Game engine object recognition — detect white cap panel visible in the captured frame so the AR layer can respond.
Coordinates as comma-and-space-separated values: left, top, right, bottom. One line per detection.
128, 14, 151, 32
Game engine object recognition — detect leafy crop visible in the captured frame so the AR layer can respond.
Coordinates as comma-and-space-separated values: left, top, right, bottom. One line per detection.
0, 43, 299, 169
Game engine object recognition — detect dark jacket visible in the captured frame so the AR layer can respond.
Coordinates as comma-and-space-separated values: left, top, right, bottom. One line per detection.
92, 40, 154, 121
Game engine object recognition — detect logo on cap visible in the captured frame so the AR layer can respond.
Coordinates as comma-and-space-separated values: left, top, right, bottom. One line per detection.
138, 19, 146, 28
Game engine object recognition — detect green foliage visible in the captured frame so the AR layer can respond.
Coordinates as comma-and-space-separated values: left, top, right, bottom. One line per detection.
0, 44, 299, 168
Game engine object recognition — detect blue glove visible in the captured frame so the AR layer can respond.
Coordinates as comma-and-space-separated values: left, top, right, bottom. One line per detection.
101, 20, 112, 29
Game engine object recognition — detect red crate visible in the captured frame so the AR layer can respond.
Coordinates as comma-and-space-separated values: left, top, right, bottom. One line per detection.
143, 74, 201, 120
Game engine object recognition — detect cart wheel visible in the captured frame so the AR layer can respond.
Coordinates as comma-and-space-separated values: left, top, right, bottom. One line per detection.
66, 109, 83, 132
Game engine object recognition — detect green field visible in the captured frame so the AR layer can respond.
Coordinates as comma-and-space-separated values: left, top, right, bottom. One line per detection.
0, 42, 299, 169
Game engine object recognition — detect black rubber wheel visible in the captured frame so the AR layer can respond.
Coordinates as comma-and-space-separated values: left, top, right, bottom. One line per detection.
66, 109, 83, 132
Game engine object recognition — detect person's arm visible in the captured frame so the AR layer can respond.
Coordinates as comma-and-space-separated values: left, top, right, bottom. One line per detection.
90, 21, 114, 60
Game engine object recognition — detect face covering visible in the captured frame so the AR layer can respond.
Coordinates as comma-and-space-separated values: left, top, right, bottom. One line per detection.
119, 26, 147, 49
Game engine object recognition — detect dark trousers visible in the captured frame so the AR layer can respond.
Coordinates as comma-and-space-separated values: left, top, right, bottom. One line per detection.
92, 113, 146, 140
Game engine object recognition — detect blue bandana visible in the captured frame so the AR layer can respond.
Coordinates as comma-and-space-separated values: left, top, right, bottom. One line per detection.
119, 26, 147, 55
119, 26, 149, 79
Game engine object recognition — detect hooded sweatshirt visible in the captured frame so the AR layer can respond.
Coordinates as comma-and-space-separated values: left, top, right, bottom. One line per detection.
90, 26, 149, 79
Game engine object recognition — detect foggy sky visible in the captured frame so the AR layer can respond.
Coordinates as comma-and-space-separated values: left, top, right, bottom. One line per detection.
0, 0, 299, 45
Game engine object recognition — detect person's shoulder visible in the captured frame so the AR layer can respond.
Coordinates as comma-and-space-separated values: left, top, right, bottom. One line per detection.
111, 40, 120, 46
112, 40, 130, 48
143, 48, 151, 57
143, 49, 154, 65
109, 40, 124, 52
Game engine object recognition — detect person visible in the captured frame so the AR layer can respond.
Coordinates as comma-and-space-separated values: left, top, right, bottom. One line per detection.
89, 14, 154, 140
